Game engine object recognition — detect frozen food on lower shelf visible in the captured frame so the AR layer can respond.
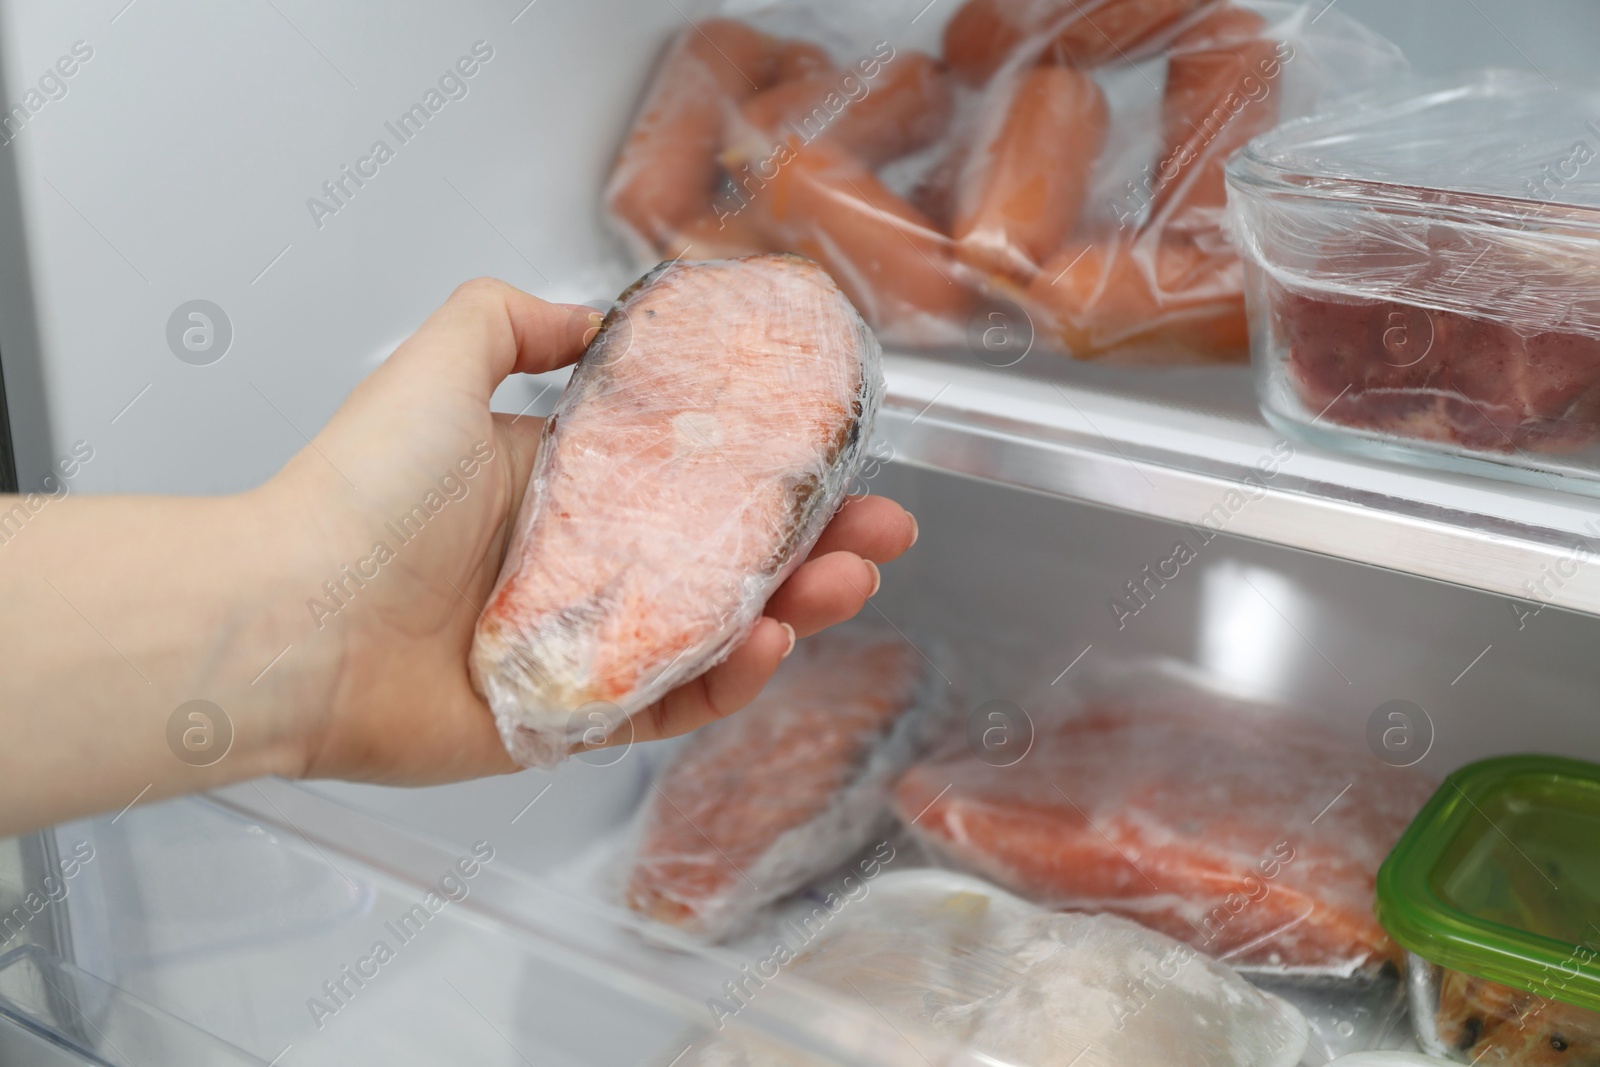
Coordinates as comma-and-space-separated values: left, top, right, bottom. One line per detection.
681, 870, 1311, 1066
602, 3, 1405, 362
1229, 70, 1600, 493
1376, 755, 1600, 1065
893, 662, 1436, 978
470, 254, 883, 767
622, 627, 949, 941
1425, 967, 1600, 1064
1246, 970, 1411, 1060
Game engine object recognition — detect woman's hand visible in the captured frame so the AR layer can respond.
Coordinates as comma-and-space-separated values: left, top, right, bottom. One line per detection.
266, 278, 916, 785
0, 276, 914, 834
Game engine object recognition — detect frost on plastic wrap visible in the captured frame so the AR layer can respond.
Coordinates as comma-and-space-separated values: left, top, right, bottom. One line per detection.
601, 0, 1404, 363
894, 661, 1437, 979
682, 871, 1310, 1067
623, 626, 949, 941
470, 254, 883, 767
1228, 71, 1600, 479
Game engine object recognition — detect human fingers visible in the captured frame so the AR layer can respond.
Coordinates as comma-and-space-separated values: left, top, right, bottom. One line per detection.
807, 494, 917, 563
761, 549, 879, 638
627, 616, 796, 743
383, 277, 595, 403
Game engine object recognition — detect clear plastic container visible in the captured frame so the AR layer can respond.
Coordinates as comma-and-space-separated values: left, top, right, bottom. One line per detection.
1227, 71, 1600, 494
1375, 755, 1600, 1064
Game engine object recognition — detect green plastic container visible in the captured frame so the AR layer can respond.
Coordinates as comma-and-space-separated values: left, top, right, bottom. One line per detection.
1375, 754, 1600, 1062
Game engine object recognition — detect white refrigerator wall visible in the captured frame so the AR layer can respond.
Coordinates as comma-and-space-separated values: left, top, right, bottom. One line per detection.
0, 0, 698, 495
1, 0, 1597, 496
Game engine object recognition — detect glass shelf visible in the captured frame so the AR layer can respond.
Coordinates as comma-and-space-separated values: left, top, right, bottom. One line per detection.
872, 352, 1600, 621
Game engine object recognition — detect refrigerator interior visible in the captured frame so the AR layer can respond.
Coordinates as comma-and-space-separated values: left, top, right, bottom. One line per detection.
9, 464, 1599, 1066
0, 1, 1597, 1065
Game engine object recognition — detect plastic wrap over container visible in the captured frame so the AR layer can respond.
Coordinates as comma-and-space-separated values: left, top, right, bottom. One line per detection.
1228, 70, 1600, 493
602, 0, 1405, 363
682, 870, 1311, 1066
894, 659, 1437, 982
1375, 755, 1600, 1065
621, 625, 952, 941
470, 254, 883, 767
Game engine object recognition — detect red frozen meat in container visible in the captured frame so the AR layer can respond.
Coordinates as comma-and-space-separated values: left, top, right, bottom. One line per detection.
1228, 70, 1600, 489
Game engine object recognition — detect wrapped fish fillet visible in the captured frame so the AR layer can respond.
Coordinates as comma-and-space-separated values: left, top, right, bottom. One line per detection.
624, 626, 949, 941
680, 871, 1310, 1066
470, 254, 883, 767
894, 661, 1437, 979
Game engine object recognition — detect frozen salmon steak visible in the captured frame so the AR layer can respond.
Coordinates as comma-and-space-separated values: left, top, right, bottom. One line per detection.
624, 626, 947, 940
894, 665, 1437, 977
470, 254, 883, 767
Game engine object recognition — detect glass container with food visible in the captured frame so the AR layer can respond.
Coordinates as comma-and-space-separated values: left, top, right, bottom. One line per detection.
1375, 754, 1600, 1063
1227, 71, 1600, 493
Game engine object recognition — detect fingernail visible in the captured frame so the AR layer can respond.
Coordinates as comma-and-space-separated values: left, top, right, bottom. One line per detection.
865, 560, 881, 597
907, 513, 919, 547
587, 311, 605, 327
779, 621, 797, 658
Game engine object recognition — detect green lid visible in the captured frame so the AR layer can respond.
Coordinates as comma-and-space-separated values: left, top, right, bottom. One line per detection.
1376, 755, 1600, 1013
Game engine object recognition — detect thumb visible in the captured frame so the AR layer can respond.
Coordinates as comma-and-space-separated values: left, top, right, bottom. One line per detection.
490, 408, 548, 533
385, 277, 598, 403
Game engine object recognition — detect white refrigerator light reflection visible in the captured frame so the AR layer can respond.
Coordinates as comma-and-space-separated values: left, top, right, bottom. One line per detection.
1197, 560, 1310, 699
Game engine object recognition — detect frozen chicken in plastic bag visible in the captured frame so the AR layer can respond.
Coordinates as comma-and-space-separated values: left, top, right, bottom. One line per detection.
470, 254, 882, 767
894, 661, 1437, 978
682, 870, 1310, 1066
601, 1, 1406, 362
624, 626, 949, 941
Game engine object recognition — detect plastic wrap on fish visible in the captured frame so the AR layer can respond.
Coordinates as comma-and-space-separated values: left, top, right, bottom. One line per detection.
681, 870, 1310, 1066
470, 254, 883, 767
624, 626, 950, 941
894, 660, 1437, 979
602, 3, 1406, 362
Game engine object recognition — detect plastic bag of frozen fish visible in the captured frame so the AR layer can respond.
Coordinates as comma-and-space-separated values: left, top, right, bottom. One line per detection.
469, 253, 883, 766
677, 870, 1310, 1066
894, 658, 1436, 980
